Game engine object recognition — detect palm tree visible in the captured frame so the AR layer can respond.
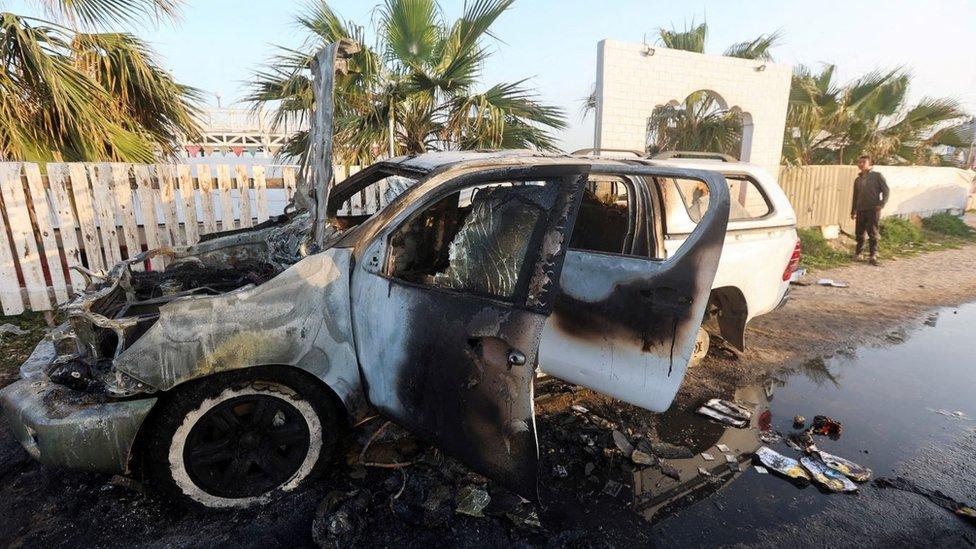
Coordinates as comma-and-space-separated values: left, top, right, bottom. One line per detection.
646, 92, 742, 156
248, 0, 566, 165
0, 0, 200, 162
584, 20, 780, 156
657, 21, 781, 61
784, 65, 971, 165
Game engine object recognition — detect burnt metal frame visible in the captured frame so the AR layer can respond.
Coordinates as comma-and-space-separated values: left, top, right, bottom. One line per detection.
325, 162, 430, 218
591, 163, 731, 264
372, 164, 591, 315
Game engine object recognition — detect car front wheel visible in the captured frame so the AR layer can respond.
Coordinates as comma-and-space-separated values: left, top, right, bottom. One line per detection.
141, 370, 339, 509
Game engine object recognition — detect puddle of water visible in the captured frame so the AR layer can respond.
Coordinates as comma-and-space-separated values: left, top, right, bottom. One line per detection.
635, 303, 976, 545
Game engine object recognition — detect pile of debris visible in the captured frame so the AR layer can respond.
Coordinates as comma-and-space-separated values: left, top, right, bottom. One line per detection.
310, 417, 603, 548
751, 413, 870, 493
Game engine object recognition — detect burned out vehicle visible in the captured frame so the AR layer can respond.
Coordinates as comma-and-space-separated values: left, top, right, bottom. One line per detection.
1, 149, 741, 508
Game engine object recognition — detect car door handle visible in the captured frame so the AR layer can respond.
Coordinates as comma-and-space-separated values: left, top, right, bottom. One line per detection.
508, 349, 526, 366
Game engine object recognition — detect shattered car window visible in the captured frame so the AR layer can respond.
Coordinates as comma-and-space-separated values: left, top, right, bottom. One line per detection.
387, 181, 559, 300
671, 176, 771, 222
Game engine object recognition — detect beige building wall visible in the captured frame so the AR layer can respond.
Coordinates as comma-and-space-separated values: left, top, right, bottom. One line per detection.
593, 39, 792, 173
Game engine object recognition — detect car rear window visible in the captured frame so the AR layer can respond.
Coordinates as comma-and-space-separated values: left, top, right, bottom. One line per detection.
672, 174, 771, 222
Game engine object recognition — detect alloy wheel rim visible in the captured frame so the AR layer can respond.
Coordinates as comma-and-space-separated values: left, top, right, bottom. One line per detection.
183, 394, 311, 498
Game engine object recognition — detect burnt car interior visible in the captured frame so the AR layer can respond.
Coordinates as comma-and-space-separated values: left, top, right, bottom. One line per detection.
385, 180, 558, 301
571, 176, 635, 255
570, 173, 668, 260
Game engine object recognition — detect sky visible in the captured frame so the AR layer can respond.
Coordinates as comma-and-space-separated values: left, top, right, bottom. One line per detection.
7, 0, 976, 150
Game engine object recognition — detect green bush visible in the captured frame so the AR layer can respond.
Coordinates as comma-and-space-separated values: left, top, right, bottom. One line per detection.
922, 213, 974, 237
797, 227, 831, 256
797, 227, 849, 268
879, 217, 924, 247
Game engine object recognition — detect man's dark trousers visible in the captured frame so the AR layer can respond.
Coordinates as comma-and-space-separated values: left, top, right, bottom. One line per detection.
854, 208, 880, 257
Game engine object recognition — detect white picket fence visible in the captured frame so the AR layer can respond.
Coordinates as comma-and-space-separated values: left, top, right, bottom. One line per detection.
0, 162, 365, 316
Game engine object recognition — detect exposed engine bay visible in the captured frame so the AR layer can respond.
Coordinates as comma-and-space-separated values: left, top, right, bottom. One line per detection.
45, 211, 341, 396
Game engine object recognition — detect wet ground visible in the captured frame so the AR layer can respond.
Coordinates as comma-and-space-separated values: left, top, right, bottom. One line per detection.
646, 302, 976, 547
2, 303, 975, 547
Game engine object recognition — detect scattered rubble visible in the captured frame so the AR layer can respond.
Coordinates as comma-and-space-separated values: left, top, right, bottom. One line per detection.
817, 278, 850, 288
811, 415, 843, 438
799, 456, 858, 492
659, 461, 681, 481
602, 480, 624, 497
631, 450, 655, 466
649, 442, 693, 459
455, 486, 491, 517
612, 430, 634, 455
312, 490, 371, 548
787, 431, 814, 451
696, 398, 751, 427
754, 446, 811, 484
814, 449, 872, 482
0, 324, 30, 341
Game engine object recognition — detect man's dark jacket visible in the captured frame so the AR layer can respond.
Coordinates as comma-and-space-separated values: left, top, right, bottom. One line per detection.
851, 170, 890, 213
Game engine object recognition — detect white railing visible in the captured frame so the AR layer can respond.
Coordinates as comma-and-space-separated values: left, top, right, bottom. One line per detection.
0, 162, 365, 315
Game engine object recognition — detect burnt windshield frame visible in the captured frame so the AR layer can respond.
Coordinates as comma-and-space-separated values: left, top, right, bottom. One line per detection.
325, 162, 428, 218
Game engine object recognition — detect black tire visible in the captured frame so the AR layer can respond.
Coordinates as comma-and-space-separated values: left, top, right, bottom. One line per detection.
140, 367, 341, 509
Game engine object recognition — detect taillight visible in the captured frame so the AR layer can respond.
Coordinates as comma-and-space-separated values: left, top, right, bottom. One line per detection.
782, 238, 801, 281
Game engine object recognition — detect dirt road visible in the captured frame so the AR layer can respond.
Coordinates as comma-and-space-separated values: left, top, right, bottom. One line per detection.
1, 243, 975, 547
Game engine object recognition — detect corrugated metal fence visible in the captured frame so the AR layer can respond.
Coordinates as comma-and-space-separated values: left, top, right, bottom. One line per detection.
777, 165, 858, 233
0, 162, 368, 316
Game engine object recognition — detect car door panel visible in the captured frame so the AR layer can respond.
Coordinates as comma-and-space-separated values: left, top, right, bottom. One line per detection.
539, 166, 730, 412
350, 166, 587, 496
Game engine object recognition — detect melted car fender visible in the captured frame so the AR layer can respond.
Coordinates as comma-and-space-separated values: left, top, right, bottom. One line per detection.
113, 248, 366, 416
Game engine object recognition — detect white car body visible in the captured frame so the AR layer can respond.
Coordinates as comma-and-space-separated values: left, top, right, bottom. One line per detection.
653, 157, 799, 349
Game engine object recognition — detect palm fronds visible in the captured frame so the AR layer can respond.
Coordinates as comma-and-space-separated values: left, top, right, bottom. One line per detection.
723, 30, 782, 61
1, 3, 199, 161
657, 21, 707, 53
783, 65, 970, 166
249, 0, 564, 163
32, 0, 182, 28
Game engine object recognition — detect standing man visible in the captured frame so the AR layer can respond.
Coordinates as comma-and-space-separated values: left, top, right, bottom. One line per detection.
850, 155, 890, 265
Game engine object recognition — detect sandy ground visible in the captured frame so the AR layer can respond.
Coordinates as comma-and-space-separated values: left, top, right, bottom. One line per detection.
679, 241, 976, 407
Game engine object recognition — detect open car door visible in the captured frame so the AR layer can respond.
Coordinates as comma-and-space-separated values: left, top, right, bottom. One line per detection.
539, 165, 730, 412
350, 164, 587, 496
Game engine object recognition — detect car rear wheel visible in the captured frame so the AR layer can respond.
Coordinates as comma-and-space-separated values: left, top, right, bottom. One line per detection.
141, 370, 339, 509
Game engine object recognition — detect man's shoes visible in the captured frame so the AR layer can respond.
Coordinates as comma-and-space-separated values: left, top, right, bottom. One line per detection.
853, 253, 863, 262
869, 256, 880, 266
